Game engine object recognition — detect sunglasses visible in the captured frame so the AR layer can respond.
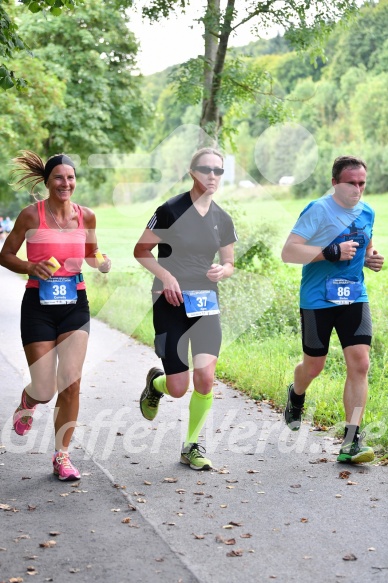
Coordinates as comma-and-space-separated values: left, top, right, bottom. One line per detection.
193, 165, 224, 176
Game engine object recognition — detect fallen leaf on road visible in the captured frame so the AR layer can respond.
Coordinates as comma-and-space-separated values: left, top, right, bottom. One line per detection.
290, 484, 301, 488
241, 533, 252, 538
28, 505, 37, 511
111, 508, 121, 512
229, 521, 243, 527
144, 481, 152, 486
69, 568, 80, 573
193, 534, 205, 539
226, 549, 243, 557
39, 540, 56, 548
27, 565, 38, 574
226, 479, 238, 483
220, 504, 227, 508
0, 503, 18, 511
121, 517, 131, 524
9, 578, 24, 583
343, 554, 357, 561
48, 532, 60, 537
347, 481, 358, 486
175, 489, 186, 494
339, 470, 351, 479
309, 458, 328, 464
300, 518, 308, 523
223, 525, 233, 529
136, 498, 146, 503
162, 477, 178, 483
247, 470, 259, 474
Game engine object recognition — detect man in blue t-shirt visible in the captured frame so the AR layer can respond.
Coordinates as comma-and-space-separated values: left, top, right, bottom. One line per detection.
281, 156, 384, 463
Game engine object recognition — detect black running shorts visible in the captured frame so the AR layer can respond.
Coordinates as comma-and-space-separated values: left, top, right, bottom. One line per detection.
21, 288, 90, 346
300, 302, 372, 357
152, 293, 222, 375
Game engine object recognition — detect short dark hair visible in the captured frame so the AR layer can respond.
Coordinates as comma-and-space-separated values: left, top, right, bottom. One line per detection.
332, 156, 367, 183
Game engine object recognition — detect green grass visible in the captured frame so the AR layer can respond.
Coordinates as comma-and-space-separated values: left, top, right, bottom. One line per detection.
84, 190, 388, 453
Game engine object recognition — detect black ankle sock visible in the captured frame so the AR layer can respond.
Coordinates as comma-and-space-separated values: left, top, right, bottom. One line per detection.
290, 388, 305, 407
344, 425, 359, 443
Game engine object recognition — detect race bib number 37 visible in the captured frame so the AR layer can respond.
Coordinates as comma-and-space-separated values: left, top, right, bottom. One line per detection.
39, 276, 78, 305
182, 290, 220, 318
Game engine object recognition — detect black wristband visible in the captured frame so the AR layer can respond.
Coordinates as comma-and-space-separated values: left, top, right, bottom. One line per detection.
322, 243, 341, 262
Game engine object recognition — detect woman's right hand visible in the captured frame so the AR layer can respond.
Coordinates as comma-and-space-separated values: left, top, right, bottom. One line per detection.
29, 260, 56, 280
162, 274, 183, 306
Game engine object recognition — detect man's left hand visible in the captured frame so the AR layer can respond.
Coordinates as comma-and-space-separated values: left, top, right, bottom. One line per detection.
365, 249, 384, 272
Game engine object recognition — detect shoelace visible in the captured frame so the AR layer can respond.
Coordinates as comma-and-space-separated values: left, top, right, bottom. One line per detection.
189, 443, 206, 458
148, 390, 164, 408
55, 453, 73, 468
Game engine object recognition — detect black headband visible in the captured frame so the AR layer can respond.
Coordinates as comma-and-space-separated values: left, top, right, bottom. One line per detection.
44, 155, 76, 185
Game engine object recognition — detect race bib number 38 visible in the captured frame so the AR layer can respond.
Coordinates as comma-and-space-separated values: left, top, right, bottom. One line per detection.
182, 290, 220, 318
325, 277, 362, 305
39, 276, 77, 305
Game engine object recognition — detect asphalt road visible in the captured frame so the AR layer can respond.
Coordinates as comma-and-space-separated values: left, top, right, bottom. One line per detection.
1, 266, 387, 583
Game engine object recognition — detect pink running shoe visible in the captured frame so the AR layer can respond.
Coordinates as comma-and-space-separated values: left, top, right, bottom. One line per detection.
13, 390, 37, 436
53, 452, 81, 481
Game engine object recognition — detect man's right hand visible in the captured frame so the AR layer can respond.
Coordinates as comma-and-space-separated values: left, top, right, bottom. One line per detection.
339, 239, 359, 261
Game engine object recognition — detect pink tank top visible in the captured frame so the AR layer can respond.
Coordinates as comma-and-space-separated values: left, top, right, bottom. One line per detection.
26, 200, 87, 290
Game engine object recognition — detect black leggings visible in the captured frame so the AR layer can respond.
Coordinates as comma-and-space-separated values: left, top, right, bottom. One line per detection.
21, 288, 90, 346
300, 302, 372, 357
152, 294, 222, 375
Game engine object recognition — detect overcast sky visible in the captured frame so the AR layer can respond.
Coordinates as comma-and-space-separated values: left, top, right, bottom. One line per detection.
128, 3, 276, 76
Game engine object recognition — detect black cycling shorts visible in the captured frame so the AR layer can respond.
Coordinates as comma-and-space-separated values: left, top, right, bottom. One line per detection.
21, 288, 90, 346
300, 302, 372, 357
152, 293, 222, 375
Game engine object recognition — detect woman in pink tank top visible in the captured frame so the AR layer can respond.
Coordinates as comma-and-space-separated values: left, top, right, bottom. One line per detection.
0, 150, 111, 481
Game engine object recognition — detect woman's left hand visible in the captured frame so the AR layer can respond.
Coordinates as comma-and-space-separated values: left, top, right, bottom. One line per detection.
206, 263, 224, 282
98, 255, 111, 273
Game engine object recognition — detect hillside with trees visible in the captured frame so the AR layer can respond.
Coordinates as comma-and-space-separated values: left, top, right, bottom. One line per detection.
1, 0, 387, 215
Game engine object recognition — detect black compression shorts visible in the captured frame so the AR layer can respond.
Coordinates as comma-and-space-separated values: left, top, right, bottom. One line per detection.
300, 302, 372, 357
152, 293, 222, 375
21, 288, 90, 346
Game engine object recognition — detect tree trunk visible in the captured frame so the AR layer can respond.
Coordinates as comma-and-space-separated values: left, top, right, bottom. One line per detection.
199, 0, 235, 145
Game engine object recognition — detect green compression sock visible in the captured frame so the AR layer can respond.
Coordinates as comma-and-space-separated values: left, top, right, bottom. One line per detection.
153, 374, 169, 395
185, 389, 213, 446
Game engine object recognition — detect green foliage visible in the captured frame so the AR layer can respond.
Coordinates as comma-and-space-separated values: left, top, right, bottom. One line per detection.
0, 0, 83, 90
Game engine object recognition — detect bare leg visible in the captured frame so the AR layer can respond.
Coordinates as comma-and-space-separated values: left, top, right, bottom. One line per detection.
54, 330, 88, 452
293, 353, 327, 395
342, 344, 370, 426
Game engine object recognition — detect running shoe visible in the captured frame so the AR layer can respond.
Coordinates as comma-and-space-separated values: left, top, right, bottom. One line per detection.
53, 452, 81, 481
180, 442, 212, 470
284, 383, 304, 431
140, 367, 164, 420
13, 390, 37, 436
337, 432, 374, 464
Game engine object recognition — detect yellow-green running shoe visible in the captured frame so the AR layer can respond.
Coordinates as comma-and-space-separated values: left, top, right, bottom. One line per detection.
180, 442, 212, 470
337, 432, 374, 464
140, 367, 164, 421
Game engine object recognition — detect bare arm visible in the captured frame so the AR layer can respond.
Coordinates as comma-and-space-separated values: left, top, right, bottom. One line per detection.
281, 233, 361, 265
134, 228, 182, 306
206, 243, 235, 282
0, 206, 56, 279
364, 240, 384, 272
83, 207, 111, 273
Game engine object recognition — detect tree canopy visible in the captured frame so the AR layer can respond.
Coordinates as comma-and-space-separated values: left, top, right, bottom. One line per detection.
137, 0, 359, 143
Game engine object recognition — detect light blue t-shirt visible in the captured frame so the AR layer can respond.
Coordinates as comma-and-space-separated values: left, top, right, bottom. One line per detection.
291, 194, 374, 309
